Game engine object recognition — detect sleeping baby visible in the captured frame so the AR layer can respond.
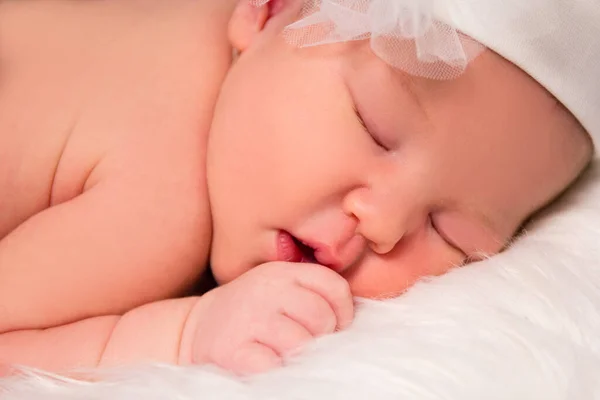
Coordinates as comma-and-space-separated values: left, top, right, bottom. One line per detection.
0, 0, 597, 376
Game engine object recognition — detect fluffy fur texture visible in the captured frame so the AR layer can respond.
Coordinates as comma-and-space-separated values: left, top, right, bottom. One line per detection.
2, 162, 600, 399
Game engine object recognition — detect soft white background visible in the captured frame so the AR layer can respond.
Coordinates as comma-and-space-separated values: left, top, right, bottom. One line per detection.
2, 162, 600, 400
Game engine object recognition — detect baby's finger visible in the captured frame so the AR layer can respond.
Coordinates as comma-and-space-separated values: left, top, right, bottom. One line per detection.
280, 287, 337, 336
255, 313, 312, 356
291, 263, 354, 330
229, 342, 282, 376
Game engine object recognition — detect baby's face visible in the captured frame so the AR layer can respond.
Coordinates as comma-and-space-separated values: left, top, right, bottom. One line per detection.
207, 26, 591, 298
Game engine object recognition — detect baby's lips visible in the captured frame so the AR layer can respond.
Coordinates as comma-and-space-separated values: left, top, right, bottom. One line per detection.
311, 234, 366, 274
276, 231, 304, 263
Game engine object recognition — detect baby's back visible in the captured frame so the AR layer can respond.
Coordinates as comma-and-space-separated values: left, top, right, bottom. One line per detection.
0, 0, 233, 332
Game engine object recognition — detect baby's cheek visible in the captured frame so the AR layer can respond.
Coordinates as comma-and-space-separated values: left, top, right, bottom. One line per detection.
343, 257, 422, 298
343, 233, 464, 298
0, 363, 15, 378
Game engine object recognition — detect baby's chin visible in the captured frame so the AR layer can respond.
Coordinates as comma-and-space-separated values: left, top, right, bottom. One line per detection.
209, 250, 256, 286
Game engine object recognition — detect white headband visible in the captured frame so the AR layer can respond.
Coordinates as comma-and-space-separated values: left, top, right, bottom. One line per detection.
251, 0, 600, 148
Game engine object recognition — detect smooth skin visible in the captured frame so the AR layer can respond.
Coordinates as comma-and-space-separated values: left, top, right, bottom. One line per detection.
0, 0, 592, 376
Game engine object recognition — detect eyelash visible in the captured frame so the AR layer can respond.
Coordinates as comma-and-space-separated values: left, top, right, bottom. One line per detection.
429, 216, 467, 257
353, 106, 389, 151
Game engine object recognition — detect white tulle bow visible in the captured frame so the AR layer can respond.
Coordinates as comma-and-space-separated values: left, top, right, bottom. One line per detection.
250, 0, 486, 79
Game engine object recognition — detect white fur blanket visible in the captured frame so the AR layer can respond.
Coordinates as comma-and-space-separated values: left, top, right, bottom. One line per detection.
2, 163, 600, 400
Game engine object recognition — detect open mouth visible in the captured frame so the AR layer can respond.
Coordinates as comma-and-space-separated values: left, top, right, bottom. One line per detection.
277, 231, 317, 264
292, 235, 318, 263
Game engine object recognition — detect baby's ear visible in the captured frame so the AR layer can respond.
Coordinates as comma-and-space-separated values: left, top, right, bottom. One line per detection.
228, 1, 269, 52
228, 0, 298, 52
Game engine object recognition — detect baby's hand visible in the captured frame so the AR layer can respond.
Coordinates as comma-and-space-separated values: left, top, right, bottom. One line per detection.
186, 262, 354, 375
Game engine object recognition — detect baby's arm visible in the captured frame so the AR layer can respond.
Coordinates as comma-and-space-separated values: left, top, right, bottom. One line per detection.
0, 154, 210, 334
0, 297, 201, 373
0, 264, 354, 376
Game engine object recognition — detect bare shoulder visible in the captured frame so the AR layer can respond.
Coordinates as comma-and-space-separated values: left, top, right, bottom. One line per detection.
0, 0, 234, 237
63, 0, 234, 269
0, 0, 234, 308
42, 0, 234, 242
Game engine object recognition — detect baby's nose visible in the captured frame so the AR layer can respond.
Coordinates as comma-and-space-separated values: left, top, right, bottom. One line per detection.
343, 187, 415, 255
